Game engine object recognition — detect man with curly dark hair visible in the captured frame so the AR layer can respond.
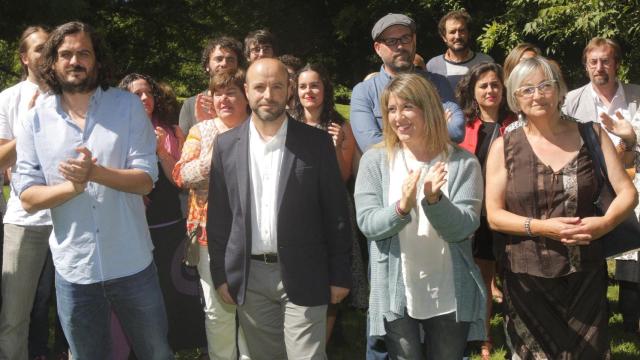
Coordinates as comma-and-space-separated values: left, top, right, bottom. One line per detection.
16, 21, 173, 359
179, 36, 244, 134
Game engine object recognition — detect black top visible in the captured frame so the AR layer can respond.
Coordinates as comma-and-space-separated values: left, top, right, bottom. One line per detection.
146, 164, 183, 226
476, 121, 498, 169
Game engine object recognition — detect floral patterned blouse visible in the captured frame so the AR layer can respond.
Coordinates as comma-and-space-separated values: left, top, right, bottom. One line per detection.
172, 119, 221, 246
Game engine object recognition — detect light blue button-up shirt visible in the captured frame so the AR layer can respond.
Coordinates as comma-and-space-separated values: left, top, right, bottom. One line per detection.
15, 87, 158, 284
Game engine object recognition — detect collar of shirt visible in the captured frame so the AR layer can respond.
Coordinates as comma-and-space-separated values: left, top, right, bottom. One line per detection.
590, 80, 626, 111
249, 116, 288, 150
53, 87, 102, 130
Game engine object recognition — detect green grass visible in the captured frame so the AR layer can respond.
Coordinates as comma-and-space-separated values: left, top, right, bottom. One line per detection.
175, 274, 640, 359
336, 104, 350, 121
27, 102, 640, 358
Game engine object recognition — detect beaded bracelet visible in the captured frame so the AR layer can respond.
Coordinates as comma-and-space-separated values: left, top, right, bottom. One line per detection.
524, 217, 533, 237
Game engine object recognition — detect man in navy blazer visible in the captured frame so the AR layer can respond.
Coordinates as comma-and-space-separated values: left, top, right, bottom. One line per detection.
208, 58, 352, 359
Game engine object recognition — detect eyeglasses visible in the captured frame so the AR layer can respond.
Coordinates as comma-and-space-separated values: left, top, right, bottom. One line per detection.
250, 45, 273, 54
587, 58, 612, 68
379, 34, 413, 47
515, 80, 557, 98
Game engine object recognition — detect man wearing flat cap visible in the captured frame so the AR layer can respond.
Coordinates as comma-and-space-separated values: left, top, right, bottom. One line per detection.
350, 13, 465, 154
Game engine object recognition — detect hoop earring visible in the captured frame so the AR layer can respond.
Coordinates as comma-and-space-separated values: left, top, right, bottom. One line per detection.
473, 100, 480, 119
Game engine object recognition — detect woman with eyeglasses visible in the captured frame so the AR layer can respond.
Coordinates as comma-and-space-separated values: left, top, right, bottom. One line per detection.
355, 73, 486, 359
485, 56, 637, 358
455, 62, 515, 359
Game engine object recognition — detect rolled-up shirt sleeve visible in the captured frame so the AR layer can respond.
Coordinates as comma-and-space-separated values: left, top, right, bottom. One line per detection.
126, 99, 158, 183
15, 110, 46, 196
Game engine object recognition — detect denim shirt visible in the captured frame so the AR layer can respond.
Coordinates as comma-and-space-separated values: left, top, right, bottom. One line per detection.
15, 87, 158, 284
349, 66, 466, 153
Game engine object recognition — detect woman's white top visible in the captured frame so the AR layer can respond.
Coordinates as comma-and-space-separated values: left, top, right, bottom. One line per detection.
388, 145, 456, 319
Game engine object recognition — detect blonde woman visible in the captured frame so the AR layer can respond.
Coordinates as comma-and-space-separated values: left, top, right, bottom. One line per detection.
354, 73, 486, 359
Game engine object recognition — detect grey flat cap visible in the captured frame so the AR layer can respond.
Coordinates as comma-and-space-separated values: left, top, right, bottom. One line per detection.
371, 13, 416, 41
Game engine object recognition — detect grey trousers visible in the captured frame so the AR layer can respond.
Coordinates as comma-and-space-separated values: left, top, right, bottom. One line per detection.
0, 224, 52, 360
238, 260, 327, 360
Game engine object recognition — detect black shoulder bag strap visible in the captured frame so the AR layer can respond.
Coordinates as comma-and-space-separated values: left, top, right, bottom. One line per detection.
578, 122, 610, 196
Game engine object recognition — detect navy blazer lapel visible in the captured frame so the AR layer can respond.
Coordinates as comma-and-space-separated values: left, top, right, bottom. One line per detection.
235, 120, 251, 220
277, 117, 297, 212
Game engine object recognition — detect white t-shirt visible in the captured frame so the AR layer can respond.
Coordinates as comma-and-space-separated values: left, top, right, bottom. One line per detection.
0, 80, 51, 225
388, 146, 456, 319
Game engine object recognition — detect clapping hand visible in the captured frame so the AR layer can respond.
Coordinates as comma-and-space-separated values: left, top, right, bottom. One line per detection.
398, 169, 421, 214
444, 109, 452, 123
155, 126, 168, 153
195, 93, 215, 121
327, 122, 345, 148
423, 162, 446, 203
58, 146, 96, 193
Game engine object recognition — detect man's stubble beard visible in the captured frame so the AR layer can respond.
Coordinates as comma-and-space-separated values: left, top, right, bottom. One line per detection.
56, 66, 99, 94
252, 102, 286, 122
592, 73, 610, 86
448, 39, 469, 54
388, 50, 415, 74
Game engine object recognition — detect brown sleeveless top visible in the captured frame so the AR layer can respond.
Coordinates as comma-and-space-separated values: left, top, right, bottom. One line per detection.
499, 123, 603, 277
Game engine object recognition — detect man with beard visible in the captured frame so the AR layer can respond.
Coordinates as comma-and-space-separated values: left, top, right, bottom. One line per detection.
0, 25, 56, 360
350, 13, 465, 153
564, 37, 640, 128
208, 58, 351, 359
179, 36, 245, 134
14, 22, 173, 359
426, 10, 494, 90
564, 37, 640, 339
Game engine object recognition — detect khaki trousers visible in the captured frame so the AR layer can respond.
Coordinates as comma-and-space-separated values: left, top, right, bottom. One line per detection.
238, 259, 327, 360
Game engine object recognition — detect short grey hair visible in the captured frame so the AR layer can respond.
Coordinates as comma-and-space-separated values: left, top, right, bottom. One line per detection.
505, 56, 567, 113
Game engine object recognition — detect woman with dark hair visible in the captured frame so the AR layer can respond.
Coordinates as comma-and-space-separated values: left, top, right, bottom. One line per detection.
456, 62, 515, 359
293, 63, 356, 182
293, 63, 368, 343
119, 74, 206, 353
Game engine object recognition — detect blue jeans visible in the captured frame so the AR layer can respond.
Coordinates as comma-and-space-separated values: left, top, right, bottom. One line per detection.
384, 311, 469, 360
55, 263, 173, 360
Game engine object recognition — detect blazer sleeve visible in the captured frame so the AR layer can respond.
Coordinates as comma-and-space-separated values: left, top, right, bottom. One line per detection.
318, 133, 353, 289
207, 135, 232, 288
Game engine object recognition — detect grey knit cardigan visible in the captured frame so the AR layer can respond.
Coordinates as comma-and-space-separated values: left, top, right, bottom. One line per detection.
354, 145, 487, 340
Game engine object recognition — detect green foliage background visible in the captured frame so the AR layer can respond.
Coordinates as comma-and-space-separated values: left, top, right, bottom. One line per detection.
1, 0, 639, 98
